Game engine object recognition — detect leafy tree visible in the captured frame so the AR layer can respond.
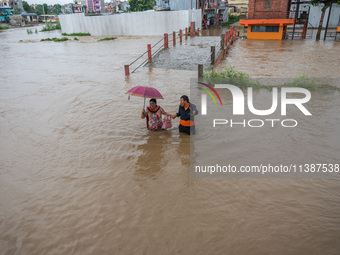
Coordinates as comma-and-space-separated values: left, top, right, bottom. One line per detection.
35, 4, 44, 15
23, 1, 32, 13
51, 4, 62, 14
128, 0, 155, 12
43, 4, 49, 14
13, 7, 23, 14
311, 0, 340, 40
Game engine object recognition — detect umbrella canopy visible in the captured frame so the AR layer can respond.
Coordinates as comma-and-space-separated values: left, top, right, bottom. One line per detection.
126, 86, 164, 99
126, 86, 164, 109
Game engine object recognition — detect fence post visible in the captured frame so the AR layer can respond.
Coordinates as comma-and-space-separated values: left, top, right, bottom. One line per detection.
198, 64, 203, 79
147, 44, 152, 62
164, 33, 168, 49
124, 65, 130, 76
185, 27, 188, 40
220, 34, 224, 51
173, 31, 176, 46
211, 46, 215, 65
197, 28, 200, 36
190, 22, 195, 37
225, 32, 228, 47
180, 29, 182, 42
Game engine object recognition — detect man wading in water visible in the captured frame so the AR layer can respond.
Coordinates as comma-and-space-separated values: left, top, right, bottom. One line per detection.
171, 95, 198, 135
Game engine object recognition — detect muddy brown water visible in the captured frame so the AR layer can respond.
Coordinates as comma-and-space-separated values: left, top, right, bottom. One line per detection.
0, 25, 340, 254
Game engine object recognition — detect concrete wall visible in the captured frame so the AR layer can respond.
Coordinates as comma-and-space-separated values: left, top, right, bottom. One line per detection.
59, 10, 201, 36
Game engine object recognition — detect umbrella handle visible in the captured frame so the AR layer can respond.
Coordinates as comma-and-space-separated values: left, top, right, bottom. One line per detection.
143, 97, 146, 109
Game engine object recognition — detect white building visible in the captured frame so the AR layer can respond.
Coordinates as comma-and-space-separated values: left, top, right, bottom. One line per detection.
1, 0, 23, 11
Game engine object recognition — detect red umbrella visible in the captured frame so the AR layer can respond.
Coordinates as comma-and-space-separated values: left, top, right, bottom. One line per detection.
126, 86, 164, 108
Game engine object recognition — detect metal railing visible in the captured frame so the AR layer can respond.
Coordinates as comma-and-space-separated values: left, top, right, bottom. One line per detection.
126, 28, 189, 75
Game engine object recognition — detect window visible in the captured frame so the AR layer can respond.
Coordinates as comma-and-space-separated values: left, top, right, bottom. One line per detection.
264, 0, 272, 10
251, 26, 279, 32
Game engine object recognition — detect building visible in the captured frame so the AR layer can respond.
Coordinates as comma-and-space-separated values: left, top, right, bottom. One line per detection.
86, 0, 105, 13
169, 0, 229, 24
170, 0, 197, 10
0, 6, 12, 22
74, 0, 86, 13
1, 0, 23, 11
239, 0, 296, 39
199, 0, 229, 24
228, 0, 248, 14
156, 0, 170, 10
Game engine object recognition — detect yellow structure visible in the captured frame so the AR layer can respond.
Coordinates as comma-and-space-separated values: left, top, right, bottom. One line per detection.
239, 19, 295, 40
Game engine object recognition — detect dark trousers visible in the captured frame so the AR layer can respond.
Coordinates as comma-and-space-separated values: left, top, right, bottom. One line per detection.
179, 124, 195, 135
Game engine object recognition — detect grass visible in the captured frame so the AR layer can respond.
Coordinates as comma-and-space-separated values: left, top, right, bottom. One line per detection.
74, 37, 78, 41
222, 14, 240, 28
279, 74, 339, 91
98, 37, 116, 41
0, 25, 10, 30
203, 66, 340, 91
41, 21, 61, 32
41, 37, 69, 42
62, 32, 90, 36
203, 66, 262, 89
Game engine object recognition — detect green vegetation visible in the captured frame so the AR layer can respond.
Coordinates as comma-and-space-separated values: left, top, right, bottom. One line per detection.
203, 67, 340, 91
280, 74, 339, 91
23, 1, 62, 15
128, 0, 155, 12
27, 28, 33, 34
98, 37, 116, 41
61, 32, 90, 36
41, 37, 69, 42
41, 21, 61, 32
13, 7, 23, 14
203, 66, 261, 89
222, 14, 240, 28
74, 37, 78, 41
0, 25, 10, 30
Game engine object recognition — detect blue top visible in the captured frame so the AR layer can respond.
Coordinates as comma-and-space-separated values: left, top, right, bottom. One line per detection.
176, 103, 199, 121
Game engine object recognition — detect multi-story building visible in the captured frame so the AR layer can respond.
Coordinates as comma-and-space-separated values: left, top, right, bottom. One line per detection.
86, 0, 105, 13
74, 0, 86, 13
1, 0, 23, 11
239, 0, 296, 39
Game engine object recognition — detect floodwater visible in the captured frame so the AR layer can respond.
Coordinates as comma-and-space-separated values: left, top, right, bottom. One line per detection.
1, 25, 340, 254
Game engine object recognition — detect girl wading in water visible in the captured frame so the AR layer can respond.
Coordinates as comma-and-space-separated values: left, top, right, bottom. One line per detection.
141, 98, 171, 131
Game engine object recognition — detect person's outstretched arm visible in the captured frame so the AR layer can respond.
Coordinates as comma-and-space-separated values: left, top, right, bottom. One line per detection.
141, 109, 147, 119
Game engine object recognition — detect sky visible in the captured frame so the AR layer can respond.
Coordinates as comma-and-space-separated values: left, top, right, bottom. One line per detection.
25, 0, 111, 5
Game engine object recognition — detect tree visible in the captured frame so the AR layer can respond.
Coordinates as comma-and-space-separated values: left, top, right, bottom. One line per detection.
35, 4, 44, 15
312, 0, 340, 40
128, 0, 155, 12
23, 1, 31, 13
51, 4, 62, 14
13, 7, 22, 14
43, 4, 49, 14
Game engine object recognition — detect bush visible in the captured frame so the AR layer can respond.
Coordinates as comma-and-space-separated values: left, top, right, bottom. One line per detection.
41, 21, 61, 32
41, 37, 69, 42
203, 67, 339, 90
222, 14, 240, 28
98, 37, 116, 41
0, 25, 10, 30
61, 32, 90, 36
